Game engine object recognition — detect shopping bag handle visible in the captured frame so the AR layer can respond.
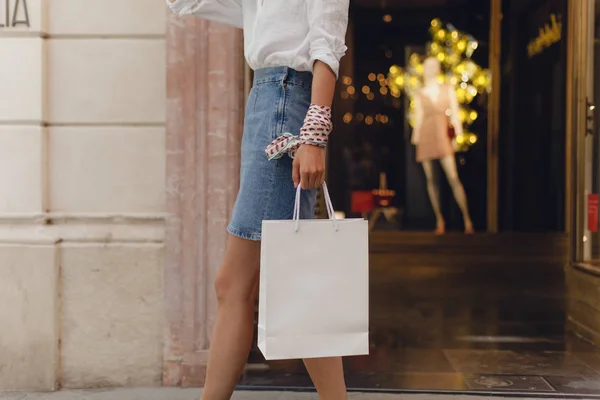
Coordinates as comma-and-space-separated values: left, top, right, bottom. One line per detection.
293, 182, 339, 232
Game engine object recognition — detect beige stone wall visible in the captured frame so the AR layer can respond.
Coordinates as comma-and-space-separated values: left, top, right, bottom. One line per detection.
0, 0, 166, 390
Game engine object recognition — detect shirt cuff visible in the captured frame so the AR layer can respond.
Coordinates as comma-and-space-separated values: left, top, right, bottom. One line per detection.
166, 0, 200, 16
309, 38, 347, 79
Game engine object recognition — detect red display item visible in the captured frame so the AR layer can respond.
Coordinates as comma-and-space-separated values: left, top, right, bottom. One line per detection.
351, 191, 374, 214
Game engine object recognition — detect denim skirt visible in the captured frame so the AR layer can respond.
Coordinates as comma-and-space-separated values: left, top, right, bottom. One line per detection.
227, 67, 317, 241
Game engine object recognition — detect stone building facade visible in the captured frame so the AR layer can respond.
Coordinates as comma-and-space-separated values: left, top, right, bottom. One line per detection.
0, 0, 243, 389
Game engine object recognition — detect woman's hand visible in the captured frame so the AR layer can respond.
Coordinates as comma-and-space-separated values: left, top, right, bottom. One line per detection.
293, 145, 325, 189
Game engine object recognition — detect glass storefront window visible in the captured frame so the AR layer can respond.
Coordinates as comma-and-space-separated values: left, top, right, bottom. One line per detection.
570, 0, 600, 265
580, 0, 600, 262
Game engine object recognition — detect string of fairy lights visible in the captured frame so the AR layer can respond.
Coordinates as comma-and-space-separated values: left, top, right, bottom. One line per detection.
339, 18, 492, 152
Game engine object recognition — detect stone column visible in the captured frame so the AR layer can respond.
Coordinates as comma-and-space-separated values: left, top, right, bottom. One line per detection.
163, 12, 245, 387
1, 0, 168, 390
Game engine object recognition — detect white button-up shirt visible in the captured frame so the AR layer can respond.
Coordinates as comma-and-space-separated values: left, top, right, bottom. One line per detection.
166, 0, 349, 78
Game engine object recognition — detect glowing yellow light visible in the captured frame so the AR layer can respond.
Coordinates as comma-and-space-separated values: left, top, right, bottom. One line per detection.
343, 112, 353, 123
367, 92, 375, 100
368, 73, 376, 81
365, 116, 374, 125
455, 62, 467, 74
381, 115, 389, 124
377, 73, 385, 81
347, 86, 356, 95
379, 79, 388, 86
410, 53, 421, 65
446, 53, 460, 66
468, 85, 478, 97
456, 88, 467, 103
342, 76, 352, 85
382, 19, 490, 152
383, 14, 392, 23
409, 100, 416, 109
362, 85, 371, 94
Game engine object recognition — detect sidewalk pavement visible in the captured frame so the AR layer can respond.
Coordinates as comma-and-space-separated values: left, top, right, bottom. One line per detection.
0, 389, 563, 400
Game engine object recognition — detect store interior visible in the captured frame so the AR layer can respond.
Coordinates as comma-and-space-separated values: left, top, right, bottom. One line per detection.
327, 0, 491, 233
240, 0, 600, 395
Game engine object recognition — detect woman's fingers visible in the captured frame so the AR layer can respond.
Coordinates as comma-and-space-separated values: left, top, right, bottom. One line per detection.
300, 170, 310, 190
318, 168, 325, 186
292, 159, 301, 188
295, 145, 326, 190
300, 169, 321, 189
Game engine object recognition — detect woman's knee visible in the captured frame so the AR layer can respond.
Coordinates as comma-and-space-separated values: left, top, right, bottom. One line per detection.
214, 235, 260, 304
214, 264, 258, 305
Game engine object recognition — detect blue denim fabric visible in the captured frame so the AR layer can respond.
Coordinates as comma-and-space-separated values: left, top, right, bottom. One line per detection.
227, 67, 317, 241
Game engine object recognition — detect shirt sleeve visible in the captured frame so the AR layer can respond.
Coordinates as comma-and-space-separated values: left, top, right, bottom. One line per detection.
166, 0, 243, 29
306, 0, 350, 79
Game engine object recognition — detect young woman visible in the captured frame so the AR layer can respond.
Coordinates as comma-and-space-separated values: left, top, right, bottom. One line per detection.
165, 1, 350, 399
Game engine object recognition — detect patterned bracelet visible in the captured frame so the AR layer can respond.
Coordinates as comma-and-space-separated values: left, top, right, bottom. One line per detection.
265, 104, 333, 160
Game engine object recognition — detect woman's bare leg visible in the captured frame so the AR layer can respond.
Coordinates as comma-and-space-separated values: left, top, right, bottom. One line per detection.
304, 357, 347, 400
201, 235, 261, 400
201, 235, 348, 400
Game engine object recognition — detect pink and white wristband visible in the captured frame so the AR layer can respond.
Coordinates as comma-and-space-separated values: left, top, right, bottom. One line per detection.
265, 104, 333, 161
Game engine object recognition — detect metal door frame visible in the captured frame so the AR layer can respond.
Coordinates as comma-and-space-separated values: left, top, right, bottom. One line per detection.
567, 0, 595, 263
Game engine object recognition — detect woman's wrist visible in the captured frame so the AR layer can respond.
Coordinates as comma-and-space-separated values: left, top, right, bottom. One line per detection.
299, 104, 332, 147
264, 104, 332, 160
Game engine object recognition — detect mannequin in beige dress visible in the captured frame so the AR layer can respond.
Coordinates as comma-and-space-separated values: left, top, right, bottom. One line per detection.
411, 57, 474, 234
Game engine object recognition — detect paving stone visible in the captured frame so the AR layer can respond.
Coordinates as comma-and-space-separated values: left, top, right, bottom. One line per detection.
0, 388, 565, 400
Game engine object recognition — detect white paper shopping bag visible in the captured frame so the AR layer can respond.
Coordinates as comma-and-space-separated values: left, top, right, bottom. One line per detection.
258, 183, 369, 360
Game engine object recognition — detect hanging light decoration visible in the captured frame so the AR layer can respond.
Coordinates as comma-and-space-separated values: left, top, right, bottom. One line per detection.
387, 18, 492, 152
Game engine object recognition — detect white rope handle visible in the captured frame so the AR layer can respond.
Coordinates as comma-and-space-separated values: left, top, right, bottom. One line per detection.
293, 182, 338, 232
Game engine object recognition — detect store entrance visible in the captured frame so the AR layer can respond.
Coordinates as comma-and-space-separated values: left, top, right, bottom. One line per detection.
327, 0, 491, 233
239, 0, 600, 395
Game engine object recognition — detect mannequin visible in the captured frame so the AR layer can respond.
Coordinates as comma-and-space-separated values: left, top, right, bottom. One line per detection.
411, 57, 474, 234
